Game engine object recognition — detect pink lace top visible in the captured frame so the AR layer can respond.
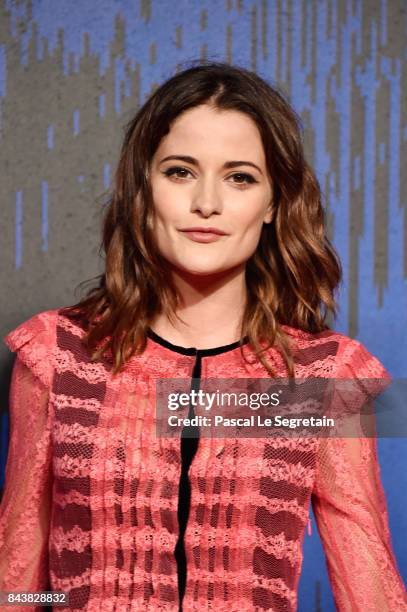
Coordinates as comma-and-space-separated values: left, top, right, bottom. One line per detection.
0, 308, 406, 611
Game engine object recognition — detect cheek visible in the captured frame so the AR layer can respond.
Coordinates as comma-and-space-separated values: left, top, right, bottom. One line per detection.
229, 212, 266, 256
151, 198, 176, 230
151, 181, 183, 224
234, 207, 266, 237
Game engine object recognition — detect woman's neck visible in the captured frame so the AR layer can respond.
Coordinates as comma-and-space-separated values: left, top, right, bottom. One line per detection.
150, 265, 247, 349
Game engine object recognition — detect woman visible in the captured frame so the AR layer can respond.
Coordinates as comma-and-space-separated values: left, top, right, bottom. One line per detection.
1, 61, 406, 611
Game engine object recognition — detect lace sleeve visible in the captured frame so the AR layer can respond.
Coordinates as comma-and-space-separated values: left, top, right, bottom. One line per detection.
0, 310, 56, 612
0, 357, 53, 610
311, 339, 407, 611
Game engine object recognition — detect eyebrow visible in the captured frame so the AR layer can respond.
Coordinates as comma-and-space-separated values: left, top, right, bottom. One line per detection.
159, 155, 263, 174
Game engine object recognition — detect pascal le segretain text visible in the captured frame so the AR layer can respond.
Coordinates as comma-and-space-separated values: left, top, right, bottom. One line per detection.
168, 414, 335, 429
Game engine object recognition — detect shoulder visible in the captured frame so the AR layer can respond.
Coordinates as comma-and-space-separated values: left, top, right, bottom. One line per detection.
3, 308, 59, 387
4, 309, 59, 351
281, 324, 391, 381
333, 333, 391, 380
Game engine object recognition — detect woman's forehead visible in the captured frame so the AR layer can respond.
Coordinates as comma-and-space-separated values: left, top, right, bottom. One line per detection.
154, 105, 266, 164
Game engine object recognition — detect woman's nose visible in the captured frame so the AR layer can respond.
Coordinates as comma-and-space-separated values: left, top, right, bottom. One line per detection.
190, 178, 223, 216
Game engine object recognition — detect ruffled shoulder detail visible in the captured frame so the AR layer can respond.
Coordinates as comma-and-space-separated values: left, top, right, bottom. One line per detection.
3, 309, 58, 388
335, 335, 392, 381
331, 335, 393, 422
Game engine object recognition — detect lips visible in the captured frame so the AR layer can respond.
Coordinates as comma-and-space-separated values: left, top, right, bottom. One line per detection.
179, 230, 226, 243
179, 227, 227, 235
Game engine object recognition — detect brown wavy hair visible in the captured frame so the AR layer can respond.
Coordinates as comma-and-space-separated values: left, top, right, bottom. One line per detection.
61, 60, 342, 378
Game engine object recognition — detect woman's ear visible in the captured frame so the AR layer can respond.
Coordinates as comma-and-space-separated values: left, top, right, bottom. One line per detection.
263, 201, 274, 224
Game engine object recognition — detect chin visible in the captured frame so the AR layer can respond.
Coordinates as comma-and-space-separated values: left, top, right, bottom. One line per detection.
174, 263, 232, 279
181, 267, 226, 276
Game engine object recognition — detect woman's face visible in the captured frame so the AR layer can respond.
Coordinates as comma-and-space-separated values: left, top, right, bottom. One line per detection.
149, 103, 274, 278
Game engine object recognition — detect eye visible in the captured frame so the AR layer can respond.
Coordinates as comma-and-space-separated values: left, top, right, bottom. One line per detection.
162, 166, 193, 180
230, 172, 257, 186
161, 166, 258, 186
